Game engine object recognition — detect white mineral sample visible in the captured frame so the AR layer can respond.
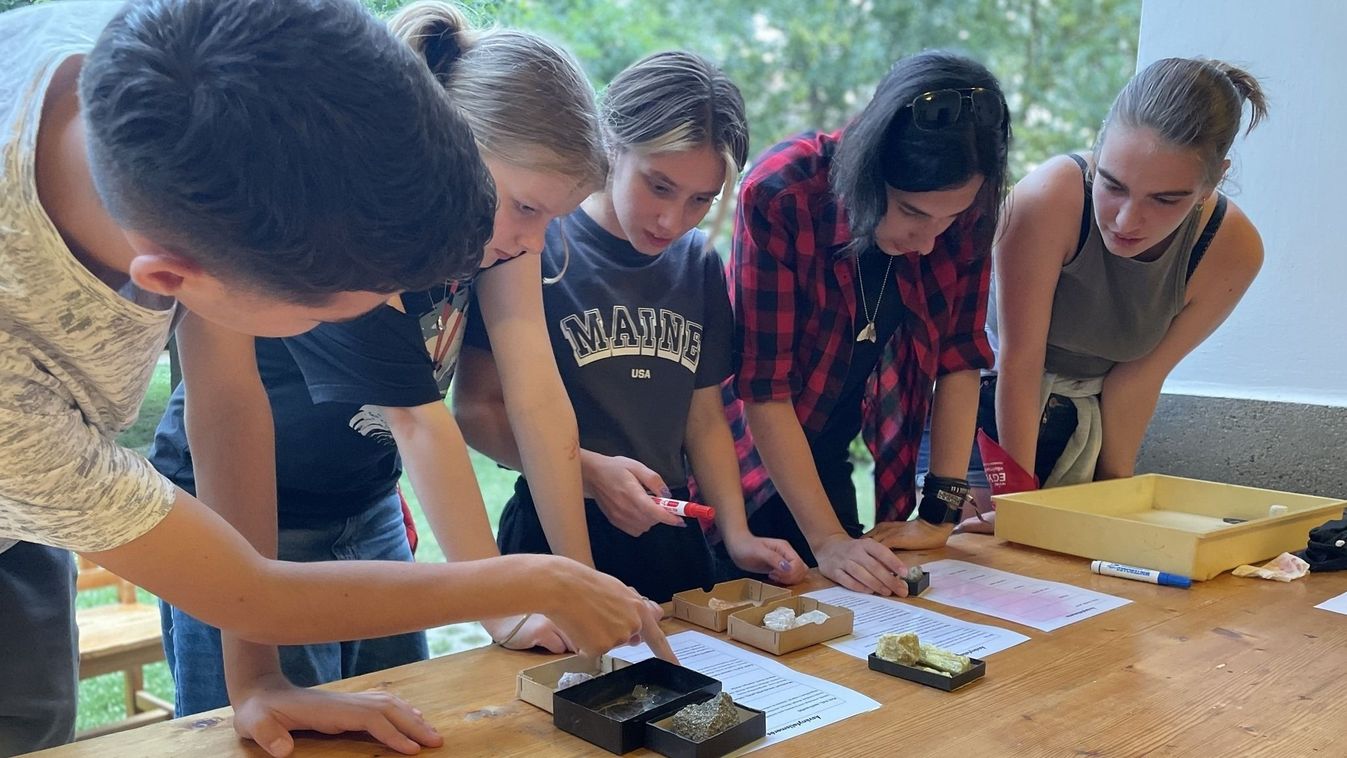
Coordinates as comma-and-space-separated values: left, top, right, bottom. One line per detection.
762, 607, 797, 631
707, 597, 753, 612
794, 610, 830, 626
556, 671, 595, 690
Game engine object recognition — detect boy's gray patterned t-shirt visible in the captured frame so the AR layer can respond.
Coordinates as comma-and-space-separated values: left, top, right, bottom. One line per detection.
0, 2, 177, 553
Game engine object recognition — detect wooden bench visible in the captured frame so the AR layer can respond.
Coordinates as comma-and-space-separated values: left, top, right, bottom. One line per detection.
74, 558, 174, 740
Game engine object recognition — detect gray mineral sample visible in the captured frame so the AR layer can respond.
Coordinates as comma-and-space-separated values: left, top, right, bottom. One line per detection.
669, 692, 740, 742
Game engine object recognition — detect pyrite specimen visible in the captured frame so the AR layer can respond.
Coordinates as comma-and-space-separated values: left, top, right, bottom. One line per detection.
669, 692, 740, 741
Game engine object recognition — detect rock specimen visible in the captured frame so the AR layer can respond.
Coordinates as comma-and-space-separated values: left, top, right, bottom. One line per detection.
556, 671, 594, 690
707, 597, 753, 612
762, 606, 830, 631
874, 631, 972, 676
669, 692, 740, 741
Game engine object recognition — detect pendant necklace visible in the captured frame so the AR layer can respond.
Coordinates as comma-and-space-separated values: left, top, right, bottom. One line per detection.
855, 253, 894, 343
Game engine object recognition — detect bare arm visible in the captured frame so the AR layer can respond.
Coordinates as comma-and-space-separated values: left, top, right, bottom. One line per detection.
455, 341, 681, 538
927, 369, 982, 479
381, 401, 498, 561
174, 313, 286, 701
1096, 201, 1263, 478
453, 346, 522, 469
744, 399, 907, 595
381, 399, 577, 652
993, 156, 1088, 476
467, 257, 592, 565
868, 369, 980, 550
686, 388, 805, 584
85, 487, 664, 654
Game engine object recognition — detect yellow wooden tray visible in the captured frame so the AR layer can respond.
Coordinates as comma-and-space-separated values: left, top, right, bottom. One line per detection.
993, 474, 1346, 580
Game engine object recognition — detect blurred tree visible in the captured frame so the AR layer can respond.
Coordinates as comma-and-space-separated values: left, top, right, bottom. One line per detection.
408, 0, 1142, 179
0, 0, 1139, 230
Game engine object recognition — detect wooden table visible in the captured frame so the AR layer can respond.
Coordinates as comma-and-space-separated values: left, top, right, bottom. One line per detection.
34, 535, 1347, 757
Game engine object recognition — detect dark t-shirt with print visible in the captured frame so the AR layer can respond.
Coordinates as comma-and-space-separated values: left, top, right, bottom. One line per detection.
148, 282, 471, 525
465, 208, 733, 486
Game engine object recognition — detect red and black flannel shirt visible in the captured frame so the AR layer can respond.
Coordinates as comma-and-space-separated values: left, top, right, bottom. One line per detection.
725, 130, 994, 523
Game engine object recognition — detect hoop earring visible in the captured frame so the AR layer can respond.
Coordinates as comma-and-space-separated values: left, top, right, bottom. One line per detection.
542, 227, 570, 285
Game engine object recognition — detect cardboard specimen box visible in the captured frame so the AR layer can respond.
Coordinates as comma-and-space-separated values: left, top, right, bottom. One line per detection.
726, 596, 853, 655
644, 700, 767, 758
553, 658, 721, 754
994, 474, 1347, 581
672, 579, 793, 632
868, 653, 986, 691
517, 654, 632, 714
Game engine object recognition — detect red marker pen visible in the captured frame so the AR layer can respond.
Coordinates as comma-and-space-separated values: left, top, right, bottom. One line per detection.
651, 496, 715, 520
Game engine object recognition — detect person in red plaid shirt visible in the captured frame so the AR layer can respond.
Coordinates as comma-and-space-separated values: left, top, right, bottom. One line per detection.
722, 51, 1010, 595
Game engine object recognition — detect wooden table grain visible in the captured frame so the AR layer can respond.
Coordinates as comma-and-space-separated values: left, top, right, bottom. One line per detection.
33, 535, 1347, 757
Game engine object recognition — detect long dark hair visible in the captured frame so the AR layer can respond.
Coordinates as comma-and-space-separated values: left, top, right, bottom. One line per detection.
832, 50, 1010, 254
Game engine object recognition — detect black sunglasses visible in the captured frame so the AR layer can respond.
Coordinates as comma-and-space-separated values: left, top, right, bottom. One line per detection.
907, 87, 1005, 131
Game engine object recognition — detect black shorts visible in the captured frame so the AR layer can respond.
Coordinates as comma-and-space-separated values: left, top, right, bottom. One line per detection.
973, 375, 1079, 486
496, 476, 716, 603
712, 455, 865, 581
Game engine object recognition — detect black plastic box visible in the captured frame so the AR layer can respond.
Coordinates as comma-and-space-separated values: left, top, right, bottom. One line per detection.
868, 653, 986, 691
905, 570, 931, 596
553, 658, 721, 754
644, 701, 767, 758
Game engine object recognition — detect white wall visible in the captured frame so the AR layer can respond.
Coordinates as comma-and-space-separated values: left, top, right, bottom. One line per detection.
1141, 0, 1347, 406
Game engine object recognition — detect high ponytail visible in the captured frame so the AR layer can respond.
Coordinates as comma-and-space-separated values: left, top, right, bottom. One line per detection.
389, 1, 474, 84
388, 1, 606, 188
1101, 57, 1268, 186
1208, 60, 1269, 136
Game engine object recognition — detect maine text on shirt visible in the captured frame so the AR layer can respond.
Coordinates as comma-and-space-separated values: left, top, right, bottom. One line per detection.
559, 306, 704, 373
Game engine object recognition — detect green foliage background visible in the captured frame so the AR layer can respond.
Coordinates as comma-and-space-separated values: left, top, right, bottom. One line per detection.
2, 0, 1142, 178
374, 0, 1141, 180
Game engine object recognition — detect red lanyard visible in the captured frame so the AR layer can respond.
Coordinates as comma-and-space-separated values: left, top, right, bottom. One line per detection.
430, 281, 463, 373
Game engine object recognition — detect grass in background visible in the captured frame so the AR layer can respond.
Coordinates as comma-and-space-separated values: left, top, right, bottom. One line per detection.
80, 355, 874, 731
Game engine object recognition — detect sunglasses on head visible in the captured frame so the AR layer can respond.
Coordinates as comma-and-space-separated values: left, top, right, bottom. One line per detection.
907, 87, 1005, 131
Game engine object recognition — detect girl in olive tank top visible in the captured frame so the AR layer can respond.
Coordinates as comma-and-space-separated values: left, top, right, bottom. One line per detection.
963, 57, 1268, 532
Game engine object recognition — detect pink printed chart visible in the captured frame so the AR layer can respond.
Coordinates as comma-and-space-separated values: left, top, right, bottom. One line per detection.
921, 560, 1131, 632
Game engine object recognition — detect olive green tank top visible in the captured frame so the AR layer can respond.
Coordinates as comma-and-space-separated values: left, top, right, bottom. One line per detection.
1040, 155, 1226, 379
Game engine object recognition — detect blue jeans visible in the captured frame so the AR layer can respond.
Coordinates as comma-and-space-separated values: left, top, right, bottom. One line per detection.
0, 542, 77, 756
160, 491, 428, 716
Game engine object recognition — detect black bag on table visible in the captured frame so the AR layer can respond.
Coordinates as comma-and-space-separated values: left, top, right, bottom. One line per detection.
1296, 516, 1347, 572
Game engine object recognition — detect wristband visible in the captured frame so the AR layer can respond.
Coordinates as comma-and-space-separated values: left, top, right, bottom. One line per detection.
918, 475, 971, 525
494, 613, 533, 647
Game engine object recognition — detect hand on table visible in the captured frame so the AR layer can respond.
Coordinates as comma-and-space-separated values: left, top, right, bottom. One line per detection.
723, 532, 808, 585
582, 453, 683, 537
954, 509, 996, 535
232, 673, 440, 757
866, 519, 952, 551
812, 533, 909, 596
483, 613, 573, 653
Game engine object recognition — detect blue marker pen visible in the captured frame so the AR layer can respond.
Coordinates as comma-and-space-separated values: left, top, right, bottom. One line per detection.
1090, 560, 1191, 588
